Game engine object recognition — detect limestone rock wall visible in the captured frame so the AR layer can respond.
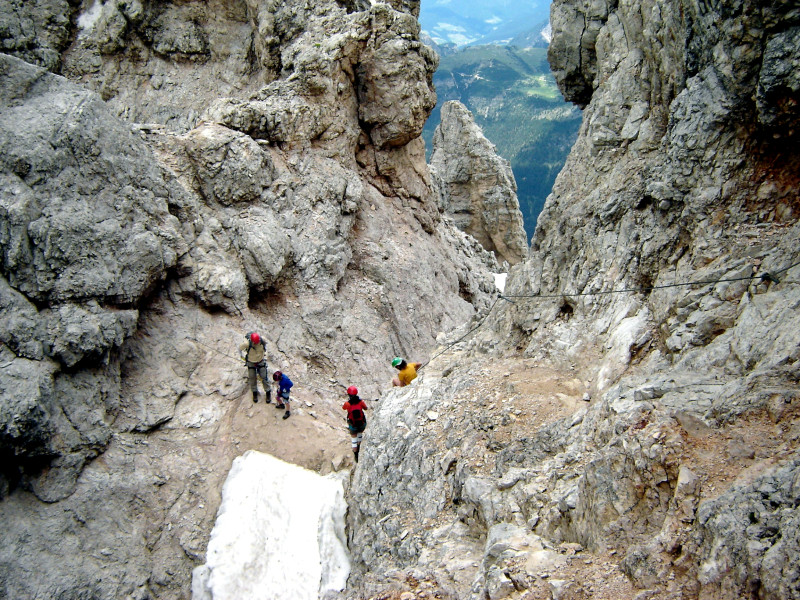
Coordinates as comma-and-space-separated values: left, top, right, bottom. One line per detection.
0, 52, 186, 503
0, 0, 73, 72
502, 0, 800, 393
430, 101, 529, 266
346, 1, 800, 599
0, 1, 510, 598
2, 0, 261, 131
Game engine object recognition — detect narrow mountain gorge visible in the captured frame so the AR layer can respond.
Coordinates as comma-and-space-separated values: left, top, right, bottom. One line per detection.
421, 43, 582, 237
1, 1, 798, 600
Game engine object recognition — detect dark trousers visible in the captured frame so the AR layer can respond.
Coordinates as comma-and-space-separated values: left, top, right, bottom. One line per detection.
247, 362, 269, 393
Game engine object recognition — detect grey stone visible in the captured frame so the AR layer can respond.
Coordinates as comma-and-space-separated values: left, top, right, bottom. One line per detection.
547, 0, 612, 108
549, 578, 571, 600
0, 53, 185, 506
430, 101, 528, 265
674, 412, 713, 439
694, 456, 800, 599
497, 468, 526, 491
0, 0, 74, 71
485, 565, 515, 600
440, 449, 457, 475
727, 441, 756, 460
756, 26, 800, 135
0, 54, 185, 307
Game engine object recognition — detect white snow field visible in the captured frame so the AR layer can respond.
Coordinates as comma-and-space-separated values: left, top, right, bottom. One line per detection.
494, 272, 508, 293
192, 451, 351, 600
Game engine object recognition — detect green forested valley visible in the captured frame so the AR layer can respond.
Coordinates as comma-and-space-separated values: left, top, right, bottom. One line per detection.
424, 45, 581, 238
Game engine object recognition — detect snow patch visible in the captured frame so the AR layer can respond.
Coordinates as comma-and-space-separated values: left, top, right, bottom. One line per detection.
192, 451, 350, 600
494, 273, 507, 294
77, 0, 104, 33
541, 23, 552, 44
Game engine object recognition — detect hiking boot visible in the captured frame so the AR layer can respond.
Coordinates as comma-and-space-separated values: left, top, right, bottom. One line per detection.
266, 390, 272, 403
275, 403, 285, 409
252, 391, 259, 403
282, 411, 291, 420
354, 449, 359, 463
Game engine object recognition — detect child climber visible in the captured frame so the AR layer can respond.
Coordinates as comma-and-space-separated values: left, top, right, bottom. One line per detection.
272, 370, 293, 419
342, 386, 368, 463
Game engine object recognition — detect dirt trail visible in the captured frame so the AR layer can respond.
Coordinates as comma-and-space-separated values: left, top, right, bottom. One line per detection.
225, 387, 355, 471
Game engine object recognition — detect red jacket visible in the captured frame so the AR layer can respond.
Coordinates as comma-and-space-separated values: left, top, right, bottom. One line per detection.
343, 398, 367, 421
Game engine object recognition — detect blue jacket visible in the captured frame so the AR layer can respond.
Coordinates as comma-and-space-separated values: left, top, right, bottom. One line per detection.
277, 374, 293, 396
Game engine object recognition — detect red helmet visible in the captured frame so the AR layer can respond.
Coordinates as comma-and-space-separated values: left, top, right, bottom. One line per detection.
347, 386, 358, 396
272, 370, 282, 381
249, 332, 261, 345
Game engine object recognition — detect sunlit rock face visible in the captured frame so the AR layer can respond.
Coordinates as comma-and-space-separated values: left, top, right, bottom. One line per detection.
0, 1, 507, 598
345, 2, 800, 600
509, 0, 800, 380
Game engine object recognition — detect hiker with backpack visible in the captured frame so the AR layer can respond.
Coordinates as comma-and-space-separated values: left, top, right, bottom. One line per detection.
342, 386, 368, 462
273, 370, 294, 420
391, 357, 422, 387
239, 332, 271, 403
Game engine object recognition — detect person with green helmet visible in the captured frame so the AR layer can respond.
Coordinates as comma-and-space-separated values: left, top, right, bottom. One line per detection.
391, 357, 422, 387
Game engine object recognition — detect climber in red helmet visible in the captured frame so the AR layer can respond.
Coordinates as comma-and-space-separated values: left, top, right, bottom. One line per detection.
342, 386, 368, 463
239, 332, 271, 403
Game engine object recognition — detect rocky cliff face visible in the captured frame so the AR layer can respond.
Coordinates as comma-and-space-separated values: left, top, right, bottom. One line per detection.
430, 100, 529, 266
4, 1, 798, 599
0, 1, 508, 598
346, 2, 800, 600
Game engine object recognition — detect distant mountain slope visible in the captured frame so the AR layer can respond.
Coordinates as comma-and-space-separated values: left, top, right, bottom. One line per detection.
420, 0, 551, 47
510, 21, 551, 48
423, 44, 581, 238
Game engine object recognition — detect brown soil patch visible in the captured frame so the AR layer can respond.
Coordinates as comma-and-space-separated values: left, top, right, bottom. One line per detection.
674, 403, 800, 504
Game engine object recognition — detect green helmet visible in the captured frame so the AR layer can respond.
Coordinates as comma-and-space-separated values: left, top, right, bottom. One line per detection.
391, 357, 403, 367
